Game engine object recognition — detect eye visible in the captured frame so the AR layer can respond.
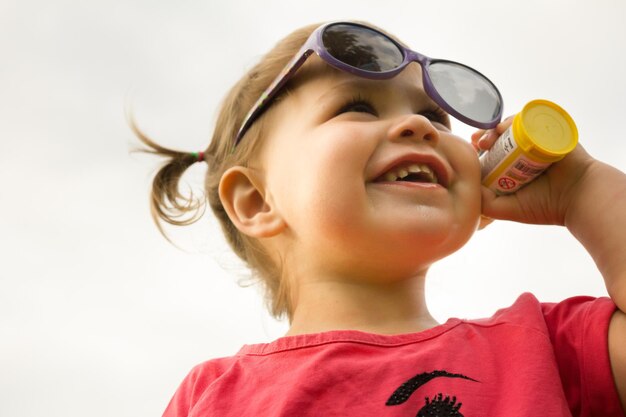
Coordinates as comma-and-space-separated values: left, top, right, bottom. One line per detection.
420, 106, 450, 130
337, 96, 379, 117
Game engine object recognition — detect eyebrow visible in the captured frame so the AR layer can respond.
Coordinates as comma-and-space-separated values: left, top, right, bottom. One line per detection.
317, 78, 439, 111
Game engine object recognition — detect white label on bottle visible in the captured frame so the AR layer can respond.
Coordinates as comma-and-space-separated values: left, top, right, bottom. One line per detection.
479, 127, 551, 194
479, 126, 517, 180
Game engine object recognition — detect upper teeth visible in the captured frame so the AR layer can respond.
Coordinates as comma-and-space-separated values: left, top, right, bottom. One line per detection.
383, 163, 437, 183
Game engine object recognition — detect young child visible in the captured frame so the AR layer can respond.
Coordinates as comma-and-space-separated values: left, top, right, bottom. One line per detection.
135, 21, 626, 416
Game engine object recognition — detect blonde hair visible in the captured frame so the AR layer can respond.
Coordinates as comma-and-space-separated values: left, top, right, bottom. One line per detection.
131, 23, 322, 319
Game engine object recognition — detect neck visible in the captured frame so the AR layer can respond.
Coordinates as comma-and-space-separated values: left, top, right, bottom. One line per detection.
286, 273, 438, 336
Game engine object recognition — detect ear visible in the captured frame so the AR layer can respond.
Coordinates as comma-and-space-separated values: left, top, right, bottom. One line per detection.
219, 166, 286, 238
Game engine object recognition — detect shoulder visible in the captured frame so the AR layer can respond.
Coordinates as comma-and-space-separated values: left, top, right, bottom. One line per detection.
467, 292, 616, 331
181, 355, 242, 393
471, 292, 621, 414
162, 355, 240, 417
457, 292, 618, 364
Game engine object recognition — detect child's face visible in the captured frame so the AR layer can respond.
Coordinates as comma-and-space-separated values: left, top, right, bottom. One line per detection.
256, 58, 482, 279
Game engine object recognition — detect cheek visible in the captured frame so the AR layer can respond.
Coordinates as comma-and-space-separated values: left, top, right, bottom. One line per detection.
446, 137, 482, 183
279, 130, 373, 233
436, 135, 482, 213
302, 142, 368, 218
267, 137, 357, 218
452, 145, 482, 220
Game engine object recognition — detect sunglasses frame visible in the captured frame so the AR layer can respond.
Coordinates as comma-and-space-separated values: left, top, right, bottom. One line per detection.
234, 21, 503, 146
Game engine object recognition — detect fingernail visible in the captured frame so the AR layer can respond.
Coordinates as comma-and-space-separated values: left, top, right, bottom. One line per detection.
478, 132, 489, 147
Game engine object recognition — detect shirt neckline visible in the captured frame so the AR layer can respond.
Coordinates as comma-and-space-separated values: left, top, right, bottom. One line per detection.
238, 317, 463, 356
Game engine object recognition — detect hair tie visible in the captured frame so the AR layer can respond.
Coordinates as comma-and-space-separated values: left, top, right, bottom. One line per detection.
190, 151, 205, 163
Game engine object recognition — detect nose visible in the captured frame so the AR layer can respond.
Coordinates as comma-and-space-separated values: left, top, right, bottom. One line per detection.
387, 114, 440, 145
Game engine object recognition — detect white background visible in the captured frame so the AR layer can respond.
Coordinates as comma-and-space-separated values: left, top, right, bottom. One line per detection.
1, 0, 625, 416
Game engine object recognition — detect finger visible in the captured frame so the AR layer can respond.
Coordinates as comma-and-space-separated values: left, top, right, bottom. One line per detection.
470, 129, 486, 151
478, 215, 494, 230
476, 114, 518, 152
495, 114, 515, 135
476, 129, 497, 151
471, 129, 486, 141
481, 186, 524, 222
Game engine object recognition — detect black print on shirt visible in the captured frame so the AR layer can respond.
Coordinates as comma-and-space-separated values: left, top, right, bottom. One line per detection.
386, 370, 479, 417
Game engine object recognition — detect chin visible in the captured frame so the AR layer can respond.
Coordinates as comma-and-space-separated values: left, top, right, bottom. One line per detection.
406, 219, 478, 261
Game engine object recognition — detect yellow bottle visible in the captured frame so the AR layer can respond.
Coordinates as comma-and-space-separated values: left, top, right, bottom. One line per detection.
480, 99, 578, 194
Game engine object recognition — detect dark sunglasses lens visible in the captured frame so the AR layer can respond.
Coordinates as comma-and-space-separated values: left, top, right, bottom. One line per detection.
428, 62, 501, 123
322, 24, 403, 72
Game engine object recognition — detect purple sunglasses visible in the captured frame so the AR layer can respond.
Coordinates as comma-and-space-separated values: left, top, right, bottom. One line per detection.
234, 21, 503, 145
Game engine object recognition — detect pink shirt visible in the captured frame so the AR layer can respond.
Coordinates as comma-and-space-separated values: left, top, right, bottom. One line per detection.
163, 293, 623, 416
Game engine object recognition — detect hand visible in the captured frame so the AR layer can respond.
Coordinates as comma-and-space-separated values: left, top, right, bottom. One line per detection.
471, 116, 515, 229
471, 115, 598, 227
471, 115, 515, 153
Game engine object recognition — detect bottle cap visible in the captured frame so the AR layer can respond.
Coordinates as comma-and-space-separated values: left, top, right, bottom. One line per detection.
517, 99, 578, 157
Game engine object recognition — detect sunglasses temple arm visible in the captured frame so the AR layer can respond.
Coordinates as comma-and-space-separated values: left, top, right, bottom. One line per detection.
234, 48, 315, 145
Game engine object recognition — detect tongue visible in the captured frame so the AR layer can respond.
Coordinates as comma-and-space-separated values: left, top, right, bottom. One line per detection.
400, 173, 432, 183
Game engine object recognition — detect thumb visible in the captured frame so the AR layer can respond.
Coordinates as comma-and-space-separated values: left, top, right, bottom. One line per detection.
481, 186, 526, 223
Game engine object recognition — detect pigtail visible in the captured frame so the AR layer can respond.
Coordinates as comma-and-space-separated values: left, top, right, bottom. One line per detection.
130, 22, 322, 320
128, 115, 206, 241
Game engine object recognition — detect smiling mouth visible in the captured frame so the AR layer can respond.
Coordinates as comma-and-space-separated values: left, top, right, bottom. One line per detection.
375, 162, 439, 185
